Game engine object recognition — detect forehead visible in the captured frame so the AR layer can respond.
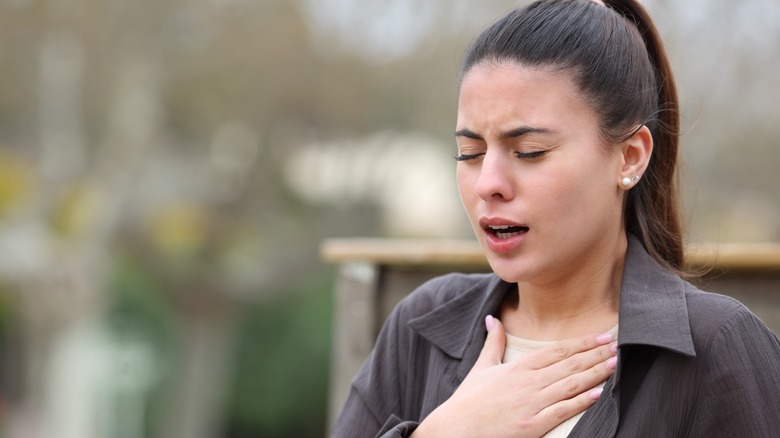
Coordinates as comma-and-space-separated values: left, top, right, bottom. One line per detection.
457, 62, 597, 132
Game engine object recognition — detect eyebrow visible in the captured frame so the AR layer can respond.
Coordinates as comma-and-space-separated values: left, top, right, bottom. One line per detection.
454, 126, 554, 140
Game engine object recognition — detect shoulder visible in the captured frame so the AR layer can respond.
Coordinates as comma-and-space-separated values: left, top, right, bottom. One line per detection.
683, 283, 779, 355
680, 284, 780, 432
684, 285, 747, 330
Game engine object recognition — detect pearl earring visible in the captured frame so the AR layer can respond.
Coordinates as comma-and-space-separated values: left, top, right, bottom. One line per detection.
621, 174, 641, 188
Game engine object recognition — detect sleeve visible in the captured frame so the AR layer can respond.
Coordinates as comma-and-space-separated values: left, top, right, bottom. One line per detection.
688, 306, 780, 436
329, 291, 426, 438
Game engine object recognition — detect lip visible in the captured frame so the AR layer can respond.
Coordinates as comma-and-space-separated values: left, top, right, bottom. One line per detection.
479, 217, 527, 229
479, 217, 529, 254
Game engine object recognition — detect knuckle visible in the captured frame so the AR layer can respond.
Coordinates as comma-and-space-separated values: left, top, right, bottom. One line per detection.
598, 360, 614, 377
562, 376, 580, 395
551, 405, 569, 421
590, 363, 611, 382
551, 345, 569, 360
515, 417, 535, 431
565, 357, 583, 373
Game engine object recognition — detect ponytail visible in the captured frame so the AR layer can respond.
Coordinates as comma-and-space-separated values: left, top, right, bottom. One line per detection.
605, 0, 685, 274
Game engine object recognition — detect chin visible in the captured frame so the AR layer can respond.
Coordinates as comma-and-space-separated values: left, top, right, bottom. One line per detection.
485, 253, 536, 284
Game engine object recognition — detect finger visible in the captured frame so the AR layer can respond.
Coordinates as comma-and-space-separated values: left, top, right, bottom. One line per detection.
517, 341, 616, 397
524, 332, 615, 370
535, 349, 617, 407
533, 385, 606, 432
542, 341, 617, 380
473, 315, 507, 369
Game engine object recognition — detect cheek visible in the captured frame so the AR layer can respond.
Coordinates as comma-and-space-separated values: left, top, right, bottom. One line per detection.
456, 166, 473, 200
455, 167, 472, 209
456, 166, 483, 227
540, 155, 618, 217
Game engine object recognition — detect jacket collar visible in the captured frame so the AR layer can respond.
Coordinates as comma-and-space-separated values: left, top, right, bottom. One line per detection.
617, 234, 695, 356
407, 235, 696, 377
407, 274, 510, 380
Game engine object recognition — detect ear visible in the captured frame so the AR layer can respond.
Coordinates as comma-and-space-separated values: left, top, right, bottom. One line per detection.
618, 125, 653, 189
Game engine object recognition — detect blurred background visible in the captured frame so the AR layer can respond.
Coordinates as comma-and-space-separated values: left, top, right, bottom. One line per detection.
0, 0, 777, 436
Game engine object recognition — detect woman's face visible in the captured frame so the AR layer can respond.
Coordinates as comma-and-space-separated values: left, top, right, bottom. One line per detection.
456, 62, 626, 285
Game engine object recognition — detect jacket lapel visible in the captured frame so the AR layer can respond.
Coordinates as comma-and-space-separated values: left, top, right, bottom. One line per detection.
407, 275, 512, 381
569, 376, 620, 437
571, 236, 697, 436
617, 236, 696, 356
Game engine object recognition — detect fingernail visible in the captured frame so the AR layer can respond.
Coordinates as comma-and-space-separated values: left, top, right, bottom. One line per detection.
610, 342, 618, 353
589, 388, 603, 400
607, 356, 618, 369
596, 333, 613, 344
485, 315, 495, 332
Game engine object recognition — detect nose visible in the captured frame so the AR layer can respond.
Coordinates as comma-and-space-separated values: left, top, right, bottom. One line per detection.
474, 151, 515, 201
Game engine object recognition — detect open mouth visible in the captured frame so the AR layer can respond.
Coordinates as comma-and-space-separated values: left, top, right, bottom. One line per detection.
486, 225, 529, 240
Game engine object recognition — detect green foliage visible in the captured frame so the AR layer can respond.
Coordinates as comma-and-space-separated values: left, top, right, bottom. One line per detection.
106, 255, 177, 437
107, 255, 176, 346
222, 267, 334, 438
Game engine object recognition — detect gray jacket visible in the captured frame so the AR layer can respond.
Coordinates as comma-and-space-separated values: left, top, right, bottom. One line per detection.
331, 237, 780, 437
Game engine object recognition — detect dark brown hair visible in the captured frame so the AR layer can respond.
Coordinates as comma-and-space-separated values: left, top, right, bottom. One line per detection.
460, 0, 684, 273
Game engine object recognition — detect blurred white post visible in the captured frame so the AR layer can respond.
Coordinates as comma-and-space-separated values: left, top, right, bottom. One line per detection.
327, 262, 379, 429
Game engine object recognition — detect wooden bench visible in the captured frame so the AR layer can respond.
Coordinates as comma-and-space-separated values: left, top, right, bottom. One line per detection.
321, 239, 780, 423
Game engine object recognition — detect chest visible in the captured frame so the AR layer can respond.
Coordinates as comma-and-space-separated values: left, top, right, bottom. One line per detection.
403, 340, 703, 437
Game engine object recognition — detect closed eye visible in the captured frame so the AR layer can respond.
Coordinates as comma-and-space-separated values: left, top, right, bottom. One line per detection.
454, 153, 485, 161
515, 151, 546, 159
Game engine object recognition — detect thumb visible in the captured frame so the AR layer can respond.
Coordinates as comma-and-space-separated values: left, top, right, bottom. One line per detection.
474, 315, 506, 369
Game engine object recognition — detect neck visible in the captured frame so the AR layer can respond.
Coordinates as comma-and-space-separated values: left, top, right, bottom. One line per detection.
500, 234, 627, 341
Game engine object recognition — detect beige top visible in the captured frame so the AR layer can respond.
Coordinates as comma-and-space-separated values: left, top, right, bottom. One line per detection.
503, 325, 619, 438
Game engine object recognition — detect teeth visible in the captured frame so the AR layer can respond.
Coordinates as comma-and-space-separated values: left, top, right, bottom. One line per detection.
487, 224, 528, 239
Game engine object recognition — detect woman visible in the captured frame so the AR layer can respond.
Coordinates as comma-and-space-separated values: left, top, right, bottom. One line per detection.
331, 0, 780, 436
